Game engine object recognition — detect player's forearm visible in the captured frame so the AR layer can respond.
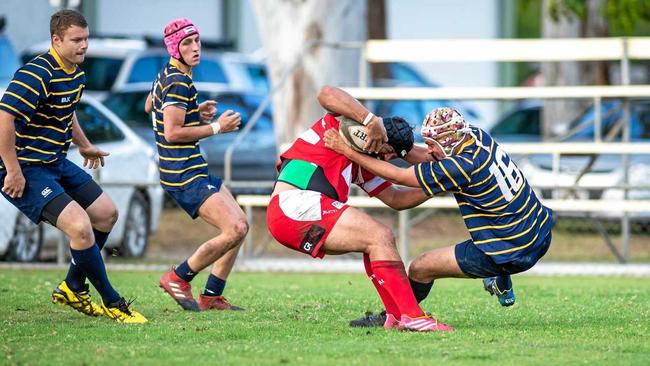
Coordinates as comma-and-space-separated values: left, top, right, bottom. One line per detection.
385, 186, 429, 210
71, 115, 92, 149
317, 86, 368, 122
0, 113, 21, 172
144, 93, 153, 114
347, 149, 406, 185
163, 124, 215, 143
404, 145, 433, 165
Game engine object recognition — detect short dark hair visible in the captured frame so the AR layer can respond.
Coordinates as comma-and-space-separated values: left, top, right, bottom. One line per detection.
50, 9, 88, 38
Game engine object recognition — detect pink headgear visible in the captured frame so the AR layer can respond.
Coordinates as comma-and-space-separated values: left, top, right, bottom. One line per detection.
163, 18, 199, 60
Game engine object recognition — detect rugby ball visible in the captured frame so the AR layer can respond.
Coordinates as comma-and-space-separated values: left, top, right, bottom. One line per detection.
338, 117, 368, 153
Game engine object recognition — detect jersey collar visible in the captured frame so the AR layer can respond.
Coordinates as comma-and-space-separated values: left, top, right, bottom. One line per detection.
169, 57, 192, 78
48, 47, 77, 75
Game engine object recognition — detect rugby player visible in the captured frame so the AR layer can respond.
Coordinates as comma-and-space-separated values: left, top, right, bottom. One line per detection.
0, 9, 146, 323
267, 86, 454, 332
145, 19, 247, 312
324, 107, 553, 327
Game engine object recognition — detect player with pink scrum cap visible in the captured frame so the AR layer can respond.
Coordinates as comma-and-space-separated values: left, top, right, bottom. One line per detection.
145, 18, 247, 312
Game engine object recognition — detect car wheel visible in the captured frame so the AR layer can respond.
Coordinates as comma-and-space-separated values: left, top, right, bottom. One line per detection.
120, 191, 150, 258
7, 214, 42, 262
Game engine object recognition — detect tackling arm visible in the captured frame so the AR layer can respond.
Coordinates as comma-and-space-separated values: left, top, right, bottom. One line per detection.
323, 129, 420, 188
375, 185, 429, 210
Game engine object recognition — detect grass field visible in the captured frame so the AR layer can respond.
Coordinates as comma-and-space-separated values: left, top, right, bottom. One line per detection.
1, 270, 649, 366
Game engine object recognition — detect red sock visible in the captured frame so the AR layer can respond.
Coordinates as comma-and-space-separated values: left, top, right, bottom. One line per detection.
363, 254, 400, 317
371, 260, 424, 318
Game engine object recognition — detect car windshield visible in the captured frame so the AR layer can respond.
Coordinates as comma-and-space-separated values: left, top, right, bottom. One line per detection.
127, 55, 168, 84
490, 107, 541, 136
244, 63, 269, 92
82, 56, 124, 90
22, 53, 124, 91
126, 55, 229, 85
105, 89, 275, 134
193, 59, 228, 83
103, 91, 150, 128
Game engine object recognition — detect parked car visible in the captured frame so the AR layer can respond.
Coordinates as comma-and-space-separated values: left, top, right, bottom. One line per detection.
22, 37, 148, 100
103, 84, 277, 191
489, 99, 650, 223
23, 38, 268, 98
0, 90, 164, 261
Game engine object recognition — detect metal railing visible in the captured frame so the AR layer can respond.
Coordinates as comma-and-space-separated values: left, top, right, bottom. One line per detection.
223, 37, 650, 263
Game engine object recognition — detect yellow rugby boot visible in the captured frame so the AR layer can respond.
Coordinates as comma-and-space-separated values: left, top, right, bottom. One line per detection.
52, 281, 104, 317
101, 298, 148, 324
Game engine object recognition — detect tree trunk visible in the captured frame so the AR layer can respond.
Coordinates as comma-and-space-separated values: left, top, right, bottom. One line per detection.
367, 0, 389, 81
541, 0, 609, 139
251, 0, 367, 148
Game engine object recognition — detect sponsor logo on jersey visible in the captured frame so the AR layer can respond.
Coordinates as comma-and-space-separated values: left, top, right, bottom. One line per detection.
331, 201, 345, 210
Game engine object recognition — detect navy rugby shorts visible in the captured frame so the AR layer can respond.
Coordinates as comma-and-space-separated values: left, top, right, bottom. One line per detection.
455, 232, 552, 278
165, 174, 222, 219
0, 159, 94, 224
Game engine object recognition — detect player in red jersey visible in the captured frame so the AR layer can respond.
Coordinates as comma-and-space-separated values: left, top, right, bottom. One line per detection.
267, 86, 453, 332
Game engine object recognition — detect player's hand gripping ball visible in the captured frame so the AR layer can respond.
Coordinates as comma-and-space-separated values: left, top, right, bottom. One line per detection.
338, 117, 369, 153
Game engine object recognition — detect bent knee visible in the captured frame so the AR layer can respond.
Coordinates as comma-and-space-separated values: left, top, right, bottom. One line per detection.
106, 207, 119, 226
408, 255, 428, 279
223, 218, 249, 244
91, 205, 119, 228
66, 220, 94, 244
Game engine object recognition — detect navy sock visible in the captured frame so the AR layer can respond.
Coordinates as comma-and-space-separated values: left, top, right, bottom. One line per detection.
93, 229, 110, 249
65, 229, 111, 291
203, 274, 226, 296
174, 260, 198, 282
409, 278, 434, 303
70, 244, 120, 304
495, 275, 512, 292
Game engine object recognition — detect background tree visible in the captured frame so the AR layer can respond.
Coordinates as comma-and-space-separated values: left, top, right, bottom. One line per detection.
540, 0, 650, 137
251, 0, 370, 148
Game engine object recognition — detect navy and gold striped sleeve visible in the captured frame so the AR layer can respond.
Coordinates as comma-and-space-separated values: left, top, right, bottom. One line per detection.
415, 155, 474, 196
160, 75, 193, 110
0, 62, 51, 123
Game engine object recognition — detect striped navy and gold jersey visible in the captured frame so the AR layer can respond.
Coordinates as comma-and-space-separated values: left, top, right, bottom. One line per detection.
0, 48, 85, 169
415, 127, 553, 263
151, 58, 208, 191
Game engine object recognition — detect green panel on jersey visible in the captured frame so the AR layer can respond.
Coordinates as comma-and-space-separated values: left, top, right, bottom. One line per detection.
278, 159, 318, 189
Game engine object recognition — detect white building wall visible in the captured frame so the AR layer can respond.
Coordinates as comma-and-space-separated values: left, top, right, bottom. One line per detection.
239, 0, 261, 55
95, 0, 224, 39
0, 0, 57, 54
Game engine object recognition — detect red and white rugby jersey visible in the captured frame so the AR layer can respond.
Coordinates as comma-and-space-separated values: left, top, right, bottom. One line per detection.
278, 113, 391, 203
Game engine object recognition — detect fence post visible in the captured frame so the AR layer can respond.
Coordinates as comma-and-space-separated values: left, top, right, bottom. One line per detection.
398, 209, 410, 263
244, 204, 254, 259
57, 232, 66, 265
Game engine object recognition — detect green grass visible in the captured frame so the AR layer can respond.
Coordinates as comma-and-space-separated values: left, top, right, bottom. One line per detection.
1, 270, 649, 366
